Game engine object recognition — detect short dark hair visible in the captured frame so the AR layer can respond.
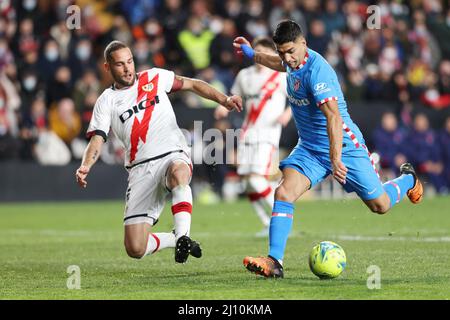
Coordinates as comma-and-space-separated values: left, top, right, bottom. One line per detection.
252, 36, 275, 51
104, 40, 129, 63
272, 20, 304, 45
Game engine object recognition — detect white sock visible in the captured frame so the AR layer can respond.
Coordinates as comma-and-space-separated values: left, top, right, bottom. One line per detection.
171, 185, 192, 240
247, 176, 274, 225
144, 232, 176, 256
249, 200, 270, 226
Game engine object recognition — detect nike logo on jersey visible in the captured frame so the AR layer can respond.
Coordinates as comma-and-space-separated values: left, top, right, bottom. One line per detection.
368, 188, 377, 195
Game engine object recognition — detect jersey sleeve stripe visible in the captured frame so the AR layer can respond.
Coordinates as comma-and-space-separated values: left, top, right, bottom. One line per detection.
316, 96, 338, 107
86, 129, 108, 142
342, 122, 360, 148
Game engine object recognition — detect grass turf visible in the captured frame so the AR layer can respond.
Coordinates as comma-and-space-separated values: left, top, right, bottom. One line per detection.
0, 196, 449, 300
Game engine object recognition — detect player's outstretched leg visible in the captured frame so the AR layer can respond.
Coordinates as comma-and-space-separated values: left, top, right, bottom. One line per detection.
382, 163, 423, 209
125, 223, 178, 259
243, 200, 293, 278
167, 161, 202, 263
243, 168, 310, 278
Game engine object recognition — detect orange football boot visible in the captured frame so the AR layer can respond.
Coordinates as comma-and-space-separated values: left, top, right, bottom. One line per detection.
243, 256, 284, 278
400, 163, 423, 204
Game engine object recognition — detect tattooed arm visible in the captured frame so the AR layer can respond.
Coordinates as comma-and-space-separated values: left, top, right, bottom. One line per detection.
75, 135, 104, 188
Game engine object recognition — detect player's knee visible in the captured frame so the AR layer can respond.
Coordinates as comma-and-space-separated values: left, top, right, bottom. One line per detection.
167, 163, 190, 188
125, 241, 146, 259
369, 203, 390, 215
247, 175, 267, 193
275, 184, 296, 203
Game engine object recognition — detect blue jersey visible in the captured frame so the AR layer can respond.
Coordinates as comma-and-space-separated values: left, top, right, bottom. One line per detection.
285, 48, 365, 154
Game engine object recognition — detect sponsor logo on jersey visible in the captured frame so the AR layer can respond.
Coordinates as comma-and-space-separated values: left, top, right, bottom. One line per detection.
287, 95, 310, 107
314, 82, 327, 91
119, 96, 160, 123
313, 82, 331, 96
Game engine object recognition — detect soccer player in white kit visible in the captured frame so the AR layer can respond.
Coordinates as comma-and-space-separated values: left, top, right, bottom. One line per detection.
75, 41, 242, 263
215, 37, 291, 237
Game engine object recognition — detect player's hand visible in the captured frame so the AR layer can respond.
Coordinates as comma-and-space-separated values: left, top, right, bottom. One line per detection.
76, 165, 90, 188
276, 112, 291, 127
233, 37, 252, 56
224, 95, 243, 112
214, 105, 230, 120
332, 160, 348, 184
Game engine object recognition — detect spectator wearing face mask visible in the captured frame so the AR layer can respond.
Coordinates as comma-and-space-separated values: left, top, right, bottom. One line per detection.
243, 0, 269, 39
16, 0, 41, 31
68, 38, 97, 82
178, 17, 214, 72
19, 70, 43, 117
37, 39, 63, 85
209, 18, 237, 90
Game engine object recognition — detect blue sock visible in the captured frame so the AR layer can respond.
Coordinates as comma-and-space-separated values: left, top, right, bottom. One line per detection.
268, 200, 295, 263
383, 174, 414, 208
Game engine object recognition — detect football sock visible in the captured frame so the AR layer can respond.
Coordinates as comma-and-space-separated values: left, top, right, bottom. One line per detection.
247, 176, 274, 226
171, 185, 192, 240
268, 200, 295, 264
248, 199, 270, 227
383, 174, 415, 208
144, 232, 175, 256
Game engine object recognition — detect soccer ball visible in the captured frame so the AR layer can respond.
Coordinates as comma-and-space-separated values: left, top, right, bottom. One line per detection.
309, 241, 347, 279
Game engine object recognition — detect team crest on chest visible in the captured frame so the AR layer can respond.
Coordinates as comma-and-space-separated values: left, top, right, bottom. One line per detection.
265, 82, 277, 91
141, 83, 154, 92
294, 79, 301, 91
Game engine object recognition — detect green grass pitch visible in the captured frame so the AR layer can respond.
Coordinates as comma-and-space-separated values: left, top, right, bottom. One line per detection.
0, 196, 449, 300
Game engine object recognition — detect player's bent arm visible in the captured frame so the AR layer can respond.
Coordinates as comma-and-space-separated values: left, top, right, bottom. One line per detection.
233, 37, 284, 72
81, 135, 104, 168
319, 100, 347, 183
254, 52, 285, 72
176, 75, 242, 112
76, 135, 104, 188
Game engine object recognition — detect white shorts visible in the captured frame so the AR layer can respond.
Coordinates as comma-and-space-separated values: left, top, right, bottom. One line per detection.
236, 143, 278, 176
123, 151, 192, 226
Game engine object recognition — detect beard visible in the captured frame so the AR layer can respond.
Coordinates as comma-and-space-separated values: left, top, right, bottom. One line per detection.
112, 70, 135, 88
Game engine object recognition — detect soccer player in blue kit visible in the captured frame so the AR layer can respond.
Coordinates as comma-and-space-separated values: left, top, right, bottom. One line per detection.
234, 20, 424, 278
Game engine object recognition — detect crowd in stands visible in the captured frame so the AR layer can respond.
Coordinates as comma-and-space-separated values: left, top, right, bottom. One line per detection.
0, 0, 448, 193
372, 112, 449, 194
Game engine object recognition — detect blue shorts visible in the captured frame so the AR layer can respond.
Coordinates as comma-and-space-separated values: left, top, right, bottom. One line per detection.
279, 144, 384, 200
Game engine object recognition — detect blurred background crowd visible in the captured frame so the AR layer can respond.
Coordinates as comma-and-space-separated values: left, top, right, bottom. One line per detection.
0, 0, 449, 196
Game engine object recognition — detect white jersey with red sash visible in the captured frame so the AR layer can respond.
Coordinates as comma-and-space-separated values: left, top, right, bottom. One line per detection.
231, 65, 287, 146
87, 68, 189, 168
